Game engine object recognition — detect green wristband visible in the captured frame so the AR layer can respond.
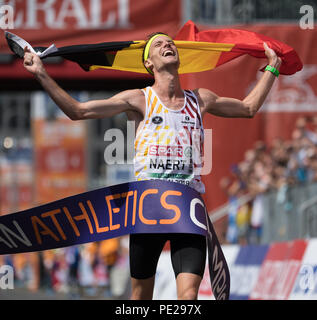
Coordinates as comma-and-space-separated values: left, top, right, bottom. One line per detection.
265, 65, 279, 77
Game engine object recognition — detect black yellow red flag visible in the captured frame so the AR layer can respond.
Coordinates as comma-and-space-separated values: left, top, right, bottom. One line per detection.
5, 20, 302, 75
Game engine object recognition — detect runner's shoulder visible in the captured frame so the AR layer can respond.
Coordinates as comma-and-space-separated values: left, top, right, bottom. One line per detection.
117, 88, 145, 113
192, 88, 218, 105
193, 88, 217, 98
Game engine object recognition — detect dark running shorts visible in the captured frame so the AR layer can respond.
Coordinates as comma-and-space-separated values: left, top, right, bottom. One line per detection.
129, 233, 206, 279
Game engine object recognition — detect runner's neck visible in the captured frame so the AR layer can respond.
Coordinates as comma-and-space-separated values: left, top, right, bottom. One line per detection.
152, 71, 183, 103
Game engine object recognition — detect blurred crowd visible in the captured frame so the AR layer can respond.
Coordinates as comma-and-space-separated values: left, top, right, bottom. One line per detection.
0, 237, 131, 299
221, 116, 317, 245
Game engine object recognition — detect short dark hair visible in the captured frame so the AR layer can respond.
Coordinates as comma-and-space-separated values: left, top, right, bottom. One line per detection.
142, 32, 169, 75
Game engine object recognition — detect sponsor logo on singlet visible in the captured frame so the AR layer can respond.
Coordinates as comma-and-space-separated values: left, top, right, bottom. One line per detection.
149, 145, 183, 157
152, 116, 163, 124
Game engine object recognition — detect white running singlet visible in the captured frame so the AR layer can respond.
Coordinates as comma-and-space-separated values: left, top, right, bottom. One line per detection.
134, 86, 205, 194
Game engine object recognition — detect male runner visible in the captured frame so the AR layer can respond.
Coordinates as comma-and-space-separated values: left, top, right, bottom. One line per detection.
23, 32, 281, 300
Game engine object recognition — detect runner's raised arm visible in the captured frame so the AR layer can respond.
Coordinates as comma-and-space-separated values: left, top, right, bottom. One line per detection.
23, 47, 145, 120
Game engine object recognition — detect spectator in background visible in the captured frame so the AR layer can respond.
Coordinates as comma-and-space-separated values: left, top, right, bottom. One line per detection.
236, 201, 252, 245
222, 116, 317, 244
220, 177, 243, 244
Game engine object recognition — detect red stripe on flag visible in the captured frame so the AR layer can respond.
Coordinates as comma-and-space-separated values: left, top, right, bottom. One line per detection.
175, 20, 303, 76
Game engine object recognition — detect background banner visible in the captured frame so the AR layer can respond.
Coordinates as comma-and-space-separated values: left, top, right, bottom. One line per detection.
153, 238, 317, 300
32, 92, 87, 204
0, 0, 181, 50
0, 0, 181, 80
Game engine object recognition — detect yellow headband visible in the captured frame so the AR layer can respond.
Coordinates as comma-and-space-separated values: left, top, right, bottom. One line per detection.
143, 33, 172, 75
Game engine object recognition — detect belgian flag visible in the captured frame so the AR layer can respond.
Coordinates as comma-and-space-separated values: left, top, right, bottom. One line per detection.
5, 20, 302, 76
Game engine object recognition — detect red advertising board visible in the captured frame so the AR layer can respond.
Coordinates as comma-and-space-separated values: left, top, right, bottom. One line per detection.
0, 0, 181, 79
249, 239, 308, 300
0, 0, 181, 47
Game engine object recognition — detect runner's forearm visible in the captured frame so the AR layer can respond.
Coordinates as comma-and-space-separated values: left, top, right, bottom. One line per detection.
243, 59, 281, 116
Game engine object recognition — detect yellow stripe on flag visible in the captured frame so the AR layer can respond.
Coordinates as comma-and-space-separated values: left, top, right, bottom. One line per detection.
90, 41, 235, 74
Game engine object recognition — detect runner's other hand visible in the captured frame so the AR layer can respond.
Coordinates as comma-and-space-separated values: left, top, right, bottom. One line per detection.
23, 47, 45, 76
263, 42, 282, 69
